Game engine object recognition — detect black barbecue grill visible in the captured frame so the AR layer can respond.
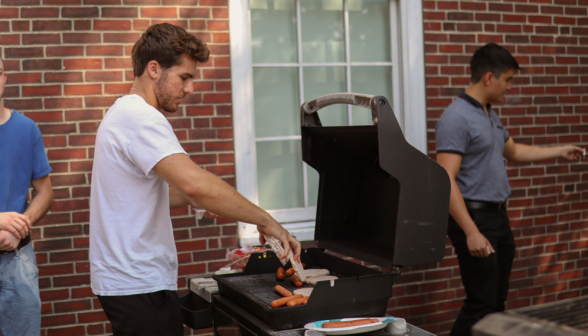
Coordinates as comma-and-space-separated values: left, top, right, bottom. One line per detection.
472, 296, 588, 336
182, 93, 451, 335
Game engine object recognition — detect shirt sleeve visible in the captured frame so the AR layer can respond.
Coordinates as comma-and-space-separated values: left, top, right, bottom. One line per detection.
435, 111, 470, 156
126, 116, 188, 176
31, 125, 52, 180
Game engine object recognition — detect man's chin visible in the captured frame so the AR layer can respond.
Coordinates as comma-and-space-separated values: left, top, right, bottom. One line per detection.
162, 104, 180, 113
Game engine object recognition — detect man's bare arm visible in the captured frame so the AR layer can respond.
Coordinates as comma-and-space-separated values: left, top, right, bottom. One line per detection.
153, 154, 301, 260
24, 175, 54, 226
503, 137, 584, 163
169, 186, 193, 209
437, 153, 494, 258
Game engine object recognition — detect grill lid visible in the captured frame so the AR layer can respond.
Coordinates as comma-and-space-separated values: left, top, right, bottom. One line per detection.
301, 93, 450, 268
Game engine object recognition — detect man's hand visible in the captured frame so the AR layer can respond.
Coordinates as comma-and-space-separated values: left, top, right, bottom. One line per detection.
0, 212, 31, 239
467, 231, 494, 258
559, 146, 585, 161
257, 220, 302, 262
0, 230, 20, 251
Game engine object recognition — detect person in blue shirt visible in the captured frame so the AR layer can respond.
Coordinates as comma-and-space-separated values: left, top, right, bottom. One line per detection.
0, 55, 54, 336
436, 43, 585, 336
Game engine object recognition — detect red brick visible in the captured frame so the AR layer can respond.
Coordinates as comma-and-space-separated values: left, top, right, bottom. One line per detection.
94, 19, 132, 30
64, 59, 103, 70
46, 46, 84, 57
63, 33, 101, 43
62, 7, 99, 17
47, 326, 85, 336
141, 7, 177, 18
38, 264, 74, 277
22, 8, 59, 18
45, 98, 84, 109
23, 85, 61, 97
23, 34, 61, 45
102, 7, 138, 17
41, 314, 76, 328
104, 33, 141, 43
32, 20, 72, 31
65, 84, 102, 96
45, 72, 84, 83
0, 8, 19, 18
5, 47, 43, 58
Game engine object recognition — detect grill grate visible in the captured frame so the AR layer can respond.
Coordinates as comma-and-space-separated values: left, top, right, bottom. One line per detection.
514, 297, 588, 332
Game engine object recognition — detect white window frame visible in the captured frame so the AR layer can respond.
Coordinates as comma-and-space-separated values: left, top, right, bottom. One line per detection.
229, 0, 427, 245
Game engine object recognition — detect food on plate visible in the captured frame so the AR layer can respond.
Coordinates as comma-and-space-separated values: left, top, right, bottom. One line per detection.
322, 319, 380, 328
306, 275, 338, 285
274, 285, 292, 297
291, 275, 303, 287
271, 294, 303, 308
285, 267, 295, 276
277, 267, 285, 281
287, 296, 309, 307
293, 288, 313, 297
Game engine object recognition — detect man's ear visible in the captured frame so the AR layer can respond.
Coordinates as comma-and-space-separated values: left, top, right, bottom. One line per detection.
483, 72, 495, 86
147, 60, 161, 80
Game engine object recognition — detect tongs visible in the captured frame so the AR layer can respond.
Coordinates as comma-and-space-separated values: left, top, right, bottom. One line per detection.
264, 234, 306, 282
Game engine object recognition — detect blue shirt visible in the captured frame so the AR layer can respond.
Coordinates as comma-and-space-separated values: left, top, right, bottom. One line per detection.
435, 92, 511, 202
0, 110, 52, 214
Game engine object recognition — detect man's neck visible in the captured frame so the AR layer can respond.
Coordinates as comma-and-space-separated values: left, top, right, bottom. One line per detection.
0, 104, 10, 126
464, 84, 490, 115
130, 78, 158, 110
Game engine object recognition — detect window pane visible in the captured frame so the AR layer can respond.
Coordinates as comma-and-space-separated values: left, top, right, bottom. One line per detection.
348, 0, 391, 63
257, 140, 305, 210
350, 66, 392, 125
301, 0, 345, 63
251, 0, 298, 63
307, 164, 319, 207
254, 67, 300, 138
303, 66, 347, 126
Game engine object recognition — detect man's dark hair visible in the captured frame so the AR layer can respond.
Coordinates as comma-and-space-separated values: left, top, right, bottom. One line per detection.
470, 43, 520, 83
132, 23, 210, 77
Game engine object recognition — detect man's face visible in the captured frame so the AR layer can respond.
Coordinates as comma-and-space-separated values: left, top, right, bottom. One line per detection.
0, 59, 6, 100
154, 54, 196, 113
487, 68, 514, 103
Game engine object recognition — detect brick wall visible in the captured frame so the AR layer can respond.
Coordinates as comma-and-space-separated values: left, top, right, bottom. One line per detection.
1, 0, 587, 335
384, 1, 588, 335
0, 0, 231, 335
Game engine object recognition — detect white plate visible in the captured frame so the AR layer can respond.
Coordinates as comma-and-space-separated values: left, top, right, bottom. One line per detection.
304, 317, 396, 335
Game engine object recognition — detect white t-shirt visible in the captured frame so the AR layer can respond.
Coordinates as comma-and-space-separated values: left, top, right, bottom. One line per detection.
90, 94, 187, 296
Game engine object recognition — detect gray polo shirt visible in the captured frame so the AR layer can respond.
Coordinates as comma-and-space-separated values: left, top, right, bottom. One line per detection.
435, 92, 511, 202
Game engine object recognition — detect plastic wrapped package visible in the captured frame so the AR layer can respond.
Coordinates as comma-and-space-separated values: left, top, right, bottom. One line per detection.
226, 245, 270, 270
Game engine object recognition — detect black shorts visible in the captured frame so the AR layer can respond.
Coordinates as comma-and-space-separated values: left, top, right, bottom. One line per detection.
97, 290, 184, 336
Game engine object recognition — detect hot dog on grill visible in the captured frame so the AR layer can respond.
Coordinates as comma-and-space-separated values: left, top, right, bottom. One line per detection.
322, 319, 379, 329
286, 296, 309, 307
271, 294, 303, 308
291, 275, 303, 287
276, 267, 285, 281
285, 268, 295, 276
274, 285, 292, 297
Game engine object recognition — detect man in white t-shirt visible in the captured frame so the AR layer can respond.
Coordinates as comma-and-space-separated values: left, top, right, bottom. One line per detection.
90, 23, 301, 335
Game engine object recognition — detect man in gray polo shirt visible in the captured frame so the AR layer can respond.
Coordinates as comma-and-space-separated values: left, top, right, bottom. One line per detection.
436, 43, 584, 336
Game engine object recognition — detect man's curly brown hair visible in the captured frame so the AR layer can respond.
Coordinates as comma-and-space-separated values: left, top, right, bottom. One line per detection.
132, 23, 210, 77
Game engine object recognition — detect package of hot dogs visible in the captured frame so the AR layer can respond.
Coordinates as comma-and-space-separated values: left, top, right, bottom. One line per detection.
226, 245, 270, 270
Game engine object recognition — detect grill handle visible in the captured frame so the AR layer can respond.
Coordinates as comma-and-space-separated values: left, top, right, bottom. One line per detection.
302, 93, 376, 114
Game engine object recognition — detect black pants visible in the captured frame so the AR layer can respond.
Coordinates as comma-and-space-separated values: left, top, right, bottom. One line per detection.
97, 290, 184, 336
447, 208, 516, 336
